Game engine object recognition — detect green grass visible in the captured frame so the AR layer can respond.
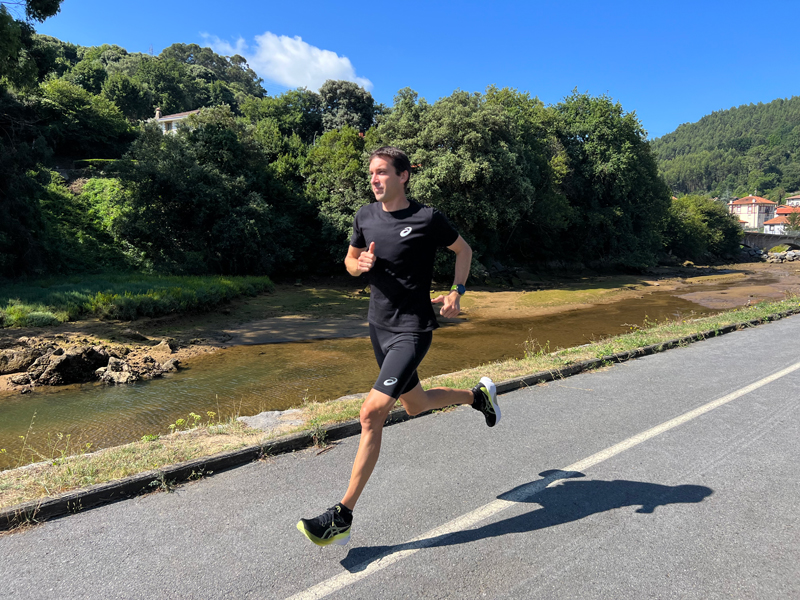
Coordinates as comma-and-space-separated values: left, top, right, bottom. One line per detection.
0, 273, 274, 327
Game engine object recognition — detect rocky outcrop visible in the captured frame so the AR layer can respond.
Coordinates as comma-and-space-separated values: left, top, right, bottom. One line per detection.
741, 248, 767, 260
95, 355, 180, 385
766, 250, 800, 263
24, 346, 111, 386
0, 347, 46, 374
6, 340, 181, 389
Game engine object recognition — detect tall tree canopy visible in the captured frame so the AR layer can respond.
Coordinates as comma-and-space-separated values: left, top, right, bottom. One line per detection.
319, 79, 375, 133
554, 91, 671, 269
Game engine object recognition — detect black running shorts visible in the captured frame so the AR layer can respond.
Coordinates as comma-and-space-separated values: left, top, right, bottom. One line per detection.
369, 324, 433, 398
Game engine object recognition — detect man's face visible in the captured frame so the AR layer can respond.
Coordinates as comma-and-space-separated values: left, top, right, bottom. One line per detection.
369, 156, 408, 203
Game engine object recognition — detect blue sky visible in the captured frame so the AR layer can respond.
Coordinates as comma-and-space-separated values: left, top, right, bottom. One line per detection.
34, 0, 800, 138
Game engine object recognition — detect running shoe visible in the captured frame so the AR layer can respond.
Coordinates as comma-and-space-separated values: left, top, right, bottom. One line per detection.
296, 503, 352, 547
472, 376, 501, 427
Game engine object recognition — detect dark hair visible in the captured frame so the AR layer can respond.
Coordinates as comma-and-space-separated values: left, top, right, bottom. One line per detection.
369, 146, 411, 191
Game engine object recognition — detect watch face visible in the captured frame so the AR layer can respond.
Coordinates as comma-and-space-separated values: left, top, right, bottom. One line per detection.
453, 284, 466, 295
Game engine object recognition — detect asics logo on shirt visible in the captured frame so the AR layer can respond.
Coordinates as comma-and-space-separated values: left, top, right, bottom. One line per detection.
400, 227, 412, 237
383, 377, 398, 386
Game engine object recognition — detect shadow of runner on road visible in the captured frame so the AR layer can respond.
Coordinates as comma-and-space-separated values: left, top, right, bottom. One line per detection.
341, 470, 713, 573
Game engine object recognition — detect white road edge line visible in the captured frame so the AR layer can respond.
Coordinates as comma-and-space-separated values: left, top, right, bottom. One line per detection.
286, 360, 800, 600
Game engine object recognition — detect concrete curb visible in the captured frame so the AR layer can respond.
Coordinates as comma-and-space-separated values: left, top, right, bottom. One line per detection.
2, 308, 798, 531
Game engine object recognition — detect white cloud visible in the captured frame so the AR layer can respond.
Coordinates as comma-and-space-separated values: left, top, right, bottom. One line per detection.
203, 32, 372, 92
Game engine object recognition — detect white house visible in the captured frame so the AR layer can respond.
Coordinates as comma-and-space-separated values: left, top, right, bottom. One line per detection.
785, 194, 800, 207
153, 108, 201, 134
764, 215, 788, 234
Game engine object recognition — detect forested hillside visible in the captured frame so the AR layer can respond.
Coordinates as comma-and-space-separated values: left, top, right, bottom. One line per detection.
0, 0, 743, 282
652, 96, 800, 200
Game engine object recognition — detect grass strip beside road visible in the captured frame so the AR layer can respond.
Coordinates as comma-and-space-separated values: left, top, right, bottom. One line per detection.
1, 296, 798, 514
0, 274, 274, 327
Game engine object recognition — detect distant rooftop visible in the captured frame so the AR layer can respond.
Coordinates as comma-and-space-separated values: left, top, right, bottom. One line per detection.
729, 195, 776, 205
155, 109, 201, 122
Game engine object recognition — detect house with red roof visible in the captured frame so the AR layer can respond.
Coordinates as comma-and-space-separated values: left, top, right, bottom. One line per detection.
764, 205, 800, 234
785, 194, 800, 207
728, 195, 777, 230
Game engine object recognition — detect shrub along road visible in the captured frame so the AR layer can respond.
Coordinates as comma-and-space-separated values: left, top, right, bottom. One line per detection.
1, 314, 799, 599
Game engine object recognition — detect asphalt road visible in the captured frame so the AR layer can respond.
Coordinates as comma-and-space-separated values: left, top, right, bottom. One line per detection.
2, 315, 799, 599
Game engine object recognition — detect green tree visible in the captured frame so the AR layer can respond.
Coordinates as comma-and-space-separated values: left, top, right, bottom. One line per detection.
663, 195, 743, 260
303, 126, 371, 263
241, 88, 323, 144
27, 34, 78, 80
133, 57, 203, 115
101, 71, 152, 121
115, 107, 297, 274
38, 78, 132, 157
554, 91, 671, 268
375, 87, 567, 267
0, 0, 64, 86
65, 56, 107, 94
159, 42, 265, 98
319, 79, 375, 132
484, 85, 571, 258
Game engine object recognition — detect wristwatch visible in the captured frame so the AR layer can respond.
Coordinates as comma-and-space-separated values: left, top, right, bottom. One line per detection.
450, 284, 466, 295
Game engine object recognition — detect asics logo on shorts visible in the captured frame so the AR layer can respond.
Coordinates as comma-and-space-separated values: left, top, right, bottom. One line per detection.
400, 227, 412, 237
383, 377, 398, 386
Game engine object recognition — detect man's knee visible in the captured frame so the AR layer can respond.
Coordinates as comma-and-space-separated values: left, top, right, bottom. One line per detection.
360, 391, 394, 429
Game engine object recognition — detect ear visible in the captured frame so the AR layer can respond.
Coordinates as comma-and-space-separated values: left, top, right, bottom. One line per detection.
400, 170, 409, 184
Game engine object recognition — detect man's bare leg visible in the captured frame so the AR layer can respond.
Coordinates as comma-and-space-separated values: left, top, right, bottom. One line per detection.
340, 383, 474, 510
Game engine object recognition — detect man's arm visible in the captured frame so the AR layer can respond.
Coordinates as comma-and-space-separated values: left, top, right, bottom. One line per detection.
344, 242, 376, 277
432, 235, 472, 318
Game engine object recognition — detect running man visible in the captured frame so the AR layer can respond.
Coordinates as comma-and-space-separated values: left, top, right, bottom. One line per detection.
297, 146, 501, 547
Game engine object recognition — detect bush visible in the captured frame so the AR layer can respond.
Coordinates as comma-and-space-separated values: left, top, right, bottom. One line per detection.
25, 311, 61, 327
664, 195, 743, 260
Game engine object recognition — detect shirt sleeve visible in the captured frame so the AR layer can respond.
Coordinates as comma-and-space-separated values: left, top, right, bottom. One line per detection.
431, 209, 459, 247
350, 208, 366, 248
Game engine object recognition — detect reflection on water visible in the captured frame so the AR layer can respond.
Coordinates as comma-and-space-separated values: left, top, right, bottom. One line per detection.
0, 282, 756, 470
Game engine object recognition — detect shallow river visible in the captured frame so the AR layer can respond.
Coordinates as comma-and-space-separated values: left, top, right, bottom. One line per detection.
0, 275, 781, 470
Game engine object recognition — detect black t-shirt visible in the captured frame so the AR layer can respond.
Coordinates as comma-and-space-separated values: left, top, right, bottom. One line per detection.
350, 200, 459, 332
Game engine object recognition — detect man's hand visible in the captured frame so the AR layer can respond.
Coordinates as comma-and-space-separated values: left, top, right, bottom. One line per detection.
357, 242, 376, 274
432, 291, 461, 318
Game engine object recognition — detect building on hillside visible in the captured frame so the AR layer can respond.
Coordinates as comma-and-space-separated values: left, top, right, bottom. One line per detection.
764, 216, 788, 234
728, 195, 777, 230
776, 205, 800, 216
153, 108, 201, 134
764, 206, 800, 234
785, 194, 800, 206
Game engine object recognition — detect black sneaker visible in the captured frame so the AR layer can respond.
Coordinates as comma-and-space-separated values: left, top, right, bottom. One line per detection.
296, 503, 352, 547
472, 376, 500, 427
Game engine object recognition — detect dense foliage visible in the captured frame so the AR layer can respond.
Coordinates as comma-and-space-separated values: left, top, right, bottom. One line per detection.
663, 196, 743, 261
0, 9, 743, 284
652, 96, 800, 201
